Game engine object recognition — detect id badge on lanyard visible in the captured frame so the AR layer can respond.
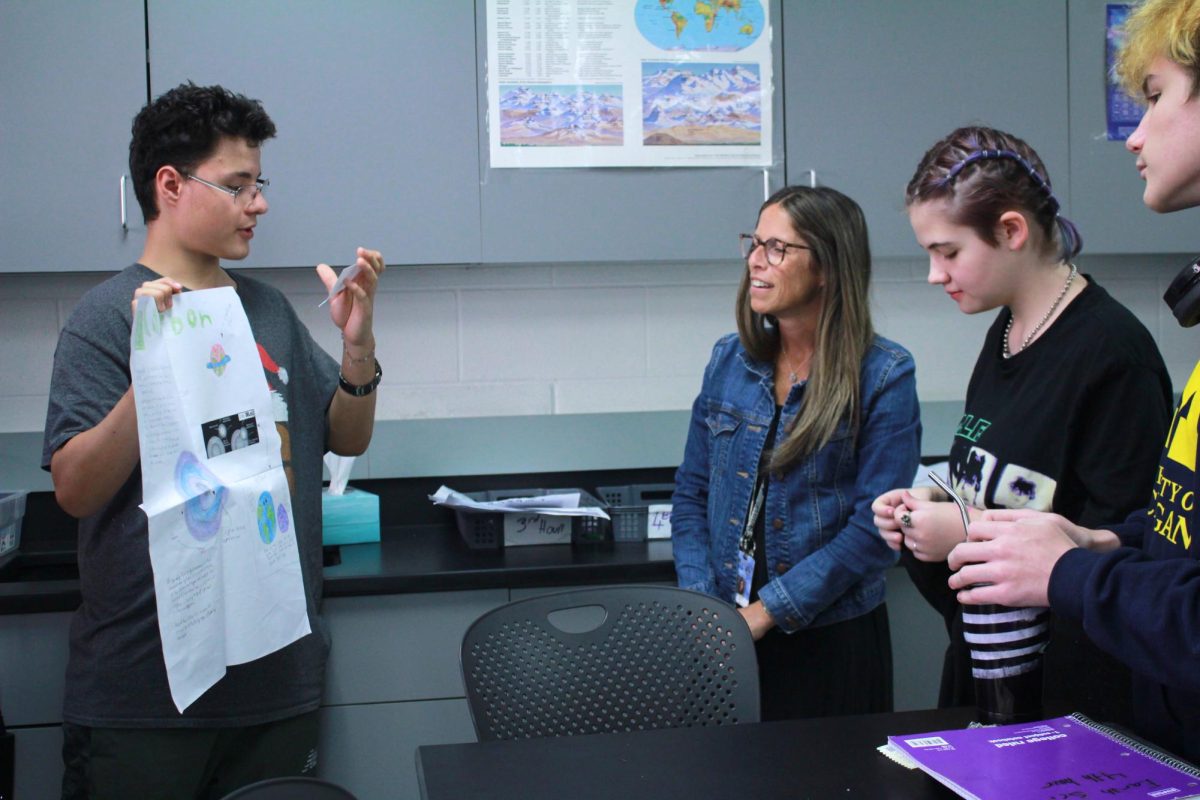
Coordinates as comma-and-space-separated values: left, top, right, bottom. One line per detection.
735, 477, 767, 608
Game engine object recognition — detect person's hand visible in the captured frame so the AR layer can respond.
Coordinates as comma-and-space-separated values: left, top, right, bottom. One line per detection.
738, 601, 776, 641
946, 513, 1078, 607
896, 492, 969, 563
131, 277, 183, 316
317, 247, 385, 350
873, 486, 936, 551
977, 508, 1117, 551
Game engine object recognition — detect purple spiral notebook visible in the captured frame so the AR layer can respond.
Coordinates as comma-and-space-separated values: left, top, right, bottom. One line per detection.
887, 714, 1200, 800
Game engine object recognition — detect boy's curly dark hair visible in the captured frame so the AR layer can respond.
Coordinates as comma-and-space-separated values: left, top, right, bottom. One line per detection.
129, 82, 276, 223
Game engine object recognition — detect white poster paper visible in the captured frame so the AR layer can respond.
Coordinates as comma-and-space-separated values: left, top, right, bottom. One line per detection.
486, 0, 774, 168
131, 289, 310, 713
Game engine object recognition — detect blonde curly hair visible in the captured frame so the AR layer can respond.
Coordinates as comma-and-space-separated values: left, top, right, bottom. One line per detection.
1116, 0, 1200, 97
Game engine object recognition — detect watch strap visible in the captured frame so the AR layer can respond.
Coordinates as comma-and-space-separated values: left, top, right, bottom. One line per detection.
338, 359, 382, 397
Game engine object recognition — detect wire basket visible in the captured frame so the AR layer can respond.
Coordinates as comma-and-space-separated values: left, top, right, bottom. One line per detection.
454, 488, 611, 549
594, 483, 674, 542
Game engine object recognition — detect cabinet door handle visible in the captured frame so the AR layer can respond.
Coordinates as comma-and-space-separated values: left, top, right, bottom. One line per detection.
120, 175, 128, 231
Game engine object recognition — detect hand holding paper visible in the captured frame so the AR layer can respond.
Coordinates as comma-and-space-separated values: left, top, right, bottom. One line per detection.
315, 247, 385, 349
317, 262, 362, 308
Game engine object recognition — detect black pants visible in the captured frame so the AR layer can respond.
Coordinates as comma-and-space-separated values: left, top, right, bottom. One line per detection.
755, 603, 894, 722
61, 709, 319, 800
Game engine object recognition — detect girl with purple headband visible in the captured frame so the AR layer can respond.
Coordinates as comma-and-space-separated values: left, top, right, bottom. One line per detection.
871, 126, 1172, 724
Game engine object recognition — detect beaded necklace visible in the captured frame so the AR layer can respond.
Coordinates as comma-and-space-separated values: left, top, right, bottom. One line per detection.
1003, 263, 1077, 359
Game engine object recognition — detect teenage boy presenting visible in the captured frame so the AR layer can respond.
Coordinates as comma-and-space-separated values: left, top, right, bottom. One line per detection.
43, 83, 384, 798
946, 0, 1200, 762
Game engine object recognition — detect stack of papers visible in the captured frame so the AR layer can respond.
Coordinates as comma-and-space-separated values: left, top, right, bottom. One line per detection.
429, 486, 610, 519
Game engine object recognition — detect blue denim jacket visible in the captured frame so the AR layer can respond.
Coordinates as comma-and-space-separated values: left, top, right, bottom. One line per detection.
672, 332, 921, 632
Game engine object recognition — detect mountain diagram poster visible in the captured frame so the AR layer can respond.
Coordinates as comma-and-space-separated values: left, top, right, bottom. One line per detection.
486, 0, 774, 168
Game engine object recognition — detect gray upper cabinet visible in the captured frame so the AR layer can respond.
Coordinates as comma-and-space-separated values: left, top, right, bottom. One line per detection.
475, 0, 786, 264
0, 1, 148, 272
147, 1, 482, 268
4, 2, 1175, 273
782, 1, 1070, 259
1068, 0, 1195, 254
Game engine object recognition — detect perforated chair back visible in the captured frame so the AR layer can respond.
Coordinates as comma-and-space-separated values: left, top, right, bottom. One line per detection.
461, 585, 760, 740
218, 776, 357, 799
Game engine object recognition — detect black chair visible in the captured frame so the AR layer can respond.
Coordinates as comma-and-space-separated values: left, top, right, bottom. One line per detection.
461, 585, 760, 740
218, 776, 357, 799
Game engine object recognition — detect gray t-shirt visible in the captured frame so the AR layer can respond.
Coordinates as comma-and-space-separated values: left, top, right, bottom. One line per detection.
42, 264, 339, 727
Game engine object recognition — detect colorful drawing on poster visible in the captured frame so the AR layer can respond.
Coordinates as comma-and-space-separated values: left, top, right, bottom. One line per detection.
499, 85, 624, 147
175, 451, 227, 542
636, 0, 764, 52
642, 62, 761, 145
276, 503, 290, 534
206, 343, 231, 376
257, 492, 277, 544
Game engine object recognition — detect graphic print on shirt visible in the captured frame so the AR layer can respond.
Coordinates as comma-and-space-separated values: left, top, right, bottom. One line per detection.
257, 342, 295, 497
992, 464, 1055, 511
952, 413, 1057, 511
951, 446, 996, 507
1152, 361, 1200, 553
1165, 365, 1200, 473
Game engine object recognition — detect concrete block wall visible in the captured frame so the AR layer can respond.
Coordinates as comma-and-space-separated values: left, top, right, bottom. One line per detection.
1, 251, 1192, 489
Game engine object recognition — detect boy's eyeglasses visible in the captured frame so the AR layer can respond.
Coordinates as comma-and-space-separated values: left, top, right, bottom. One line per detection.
184, 172, 269, 206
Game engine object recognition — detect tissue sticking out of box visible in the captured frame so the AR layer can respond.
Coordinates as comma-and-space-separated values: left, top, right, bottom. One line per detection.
324, 453, 355, 496
429, 485, 610, 520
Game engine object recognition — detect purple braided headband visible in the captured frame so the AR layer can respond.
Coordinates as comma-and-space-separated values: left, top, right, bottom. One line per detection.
937, 149, 1060, 214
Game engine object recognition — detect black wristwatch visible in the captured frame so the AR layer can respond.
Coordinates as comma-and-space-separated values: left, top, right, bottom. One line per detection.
338, 360, 382, 397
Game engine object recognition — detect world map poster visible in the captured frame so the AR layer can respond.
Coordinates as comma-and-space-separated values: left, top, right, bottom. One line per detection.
486, 0, 774, 168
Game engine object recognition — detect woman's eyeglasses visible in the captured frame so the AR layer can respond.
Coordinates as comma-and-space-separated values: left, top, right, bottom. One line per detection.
739, 233, 809, 266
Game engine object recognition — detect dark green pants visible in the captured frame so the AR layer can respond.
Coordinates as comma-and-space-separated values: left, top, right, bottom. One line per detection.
61, 710, 319, 800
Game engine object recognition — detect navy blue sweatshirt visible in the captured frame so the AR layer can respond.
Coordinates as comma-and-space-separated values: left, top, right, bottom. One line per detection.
1050, 360, 1200, 763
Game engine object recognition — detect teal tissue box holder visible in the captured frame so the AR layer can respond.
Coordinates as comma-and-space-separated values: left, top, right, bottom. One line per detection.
321, 487, 380, 546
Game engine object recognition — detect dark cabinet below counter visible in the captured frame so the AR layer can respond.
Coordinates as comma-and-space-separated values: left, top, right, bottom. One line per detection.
0, 526, 677, 800
0, 524, 677, 615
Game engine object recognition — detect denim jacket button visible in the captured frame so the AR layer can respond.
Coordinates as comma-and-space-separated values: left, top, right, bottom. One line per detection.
772, 518, 784, 530
775, 562, 790, 575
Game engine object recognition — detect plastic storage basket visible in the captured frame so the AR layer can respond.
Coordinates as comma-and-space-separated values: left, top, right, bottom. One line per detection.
595, 484, 674, 542
454, 488, 611, 549
0, 490, 27, 561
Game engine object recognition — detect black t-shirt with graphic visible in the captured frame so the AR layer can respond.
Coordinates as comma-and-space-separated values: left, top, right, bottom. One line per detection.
904, 278, 1172, 722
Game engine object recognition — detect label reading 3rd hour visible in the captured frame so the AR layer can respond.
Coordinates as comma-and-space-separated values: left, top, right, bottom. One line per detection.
504, 513, 572, 546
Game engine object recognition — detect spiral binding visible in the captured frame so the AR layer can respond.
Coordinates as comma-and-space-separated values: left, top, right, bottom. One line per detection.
1069, 712, 1200, 778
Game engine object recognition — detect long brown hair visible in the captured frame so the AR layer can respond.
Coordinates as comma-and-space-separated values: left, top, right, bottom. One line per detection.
736, 186, 874, 471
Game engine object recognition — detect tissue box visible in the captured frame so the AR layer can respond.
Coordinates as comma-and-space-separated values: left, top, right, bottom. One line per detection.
321, 487, 380, 546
